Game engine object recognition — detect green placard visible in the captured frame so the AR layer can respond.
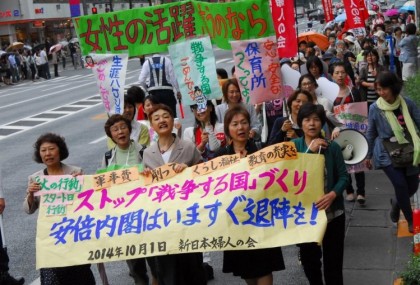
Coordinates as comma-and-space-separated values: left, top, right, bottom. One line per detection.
73, 0, 274, 56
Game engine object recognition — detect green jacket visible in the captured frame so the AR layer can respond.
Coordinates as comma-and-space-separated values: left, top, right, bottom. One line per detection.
292, 137, 348, 213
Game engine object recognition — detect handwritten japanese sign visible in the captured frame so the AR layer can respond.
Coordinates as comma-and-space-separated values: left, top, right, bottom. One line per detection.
169, 36, 222, 107
89, 53, 128, 115
35, 143, 326, 269
93, 167, 139, 191
231, 36, 283, 104
334, 102, 369, 173
74, 0, 274, 57
32, 175, 84, 216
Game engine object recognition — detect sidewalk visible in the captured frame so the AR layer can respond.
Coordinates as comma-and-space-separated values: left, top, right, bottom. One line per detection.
343, 170, 416, 285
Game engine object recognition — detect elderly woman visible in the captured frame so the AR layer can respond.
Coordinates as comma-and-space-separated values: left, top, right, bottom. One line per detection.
102, 114, 146, 169
215, 106, 285, 285
268, 89, 312, 145
24, 133, 95, 285
101, 114, 149, 285
293, 103, 348, 285
143, 104, 206, 285
107, 95, 150, 149
215, 78, 262, 140
366, 72, 420, 233
398, 23, 419, 81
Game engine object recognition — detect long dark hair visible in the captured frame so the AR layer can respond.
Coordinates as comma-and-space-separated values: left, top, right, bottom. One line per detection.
193, 101, 217, 142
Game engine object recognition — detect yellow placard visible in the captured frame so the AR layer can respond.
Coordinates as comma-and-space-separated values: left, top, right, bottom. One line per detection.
35, 143, 326, 269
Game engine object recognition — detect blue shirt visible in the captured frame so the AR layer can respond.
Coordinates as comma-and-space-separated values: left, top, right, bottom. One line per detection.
8, 54, 16, 67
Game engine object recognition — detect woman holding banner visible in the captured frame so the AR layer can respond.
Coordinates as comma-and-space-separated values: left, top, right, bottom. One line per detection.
330, 62, 366, 204
215, 106, 285, 285
142, 104, 206, 285
365, 72, 420, 233
101, 114, 149, 285
24, 133, 95, 285
293, 103, 348, 285
268, 90, 312, 145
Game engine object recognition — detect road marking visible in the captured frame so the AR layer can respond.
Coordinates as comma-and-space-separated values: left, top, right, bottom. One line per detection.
0, 95, 101, 141
216, 58, 231, 64
89, 135, 107, 144
41, 84, 70, 92
0, 81, 95, 110
92, 113, 108, 120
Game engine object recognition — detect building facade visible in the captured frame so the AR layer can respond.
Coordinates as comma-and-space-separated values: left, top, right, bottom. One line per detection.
0, 0, 150, 48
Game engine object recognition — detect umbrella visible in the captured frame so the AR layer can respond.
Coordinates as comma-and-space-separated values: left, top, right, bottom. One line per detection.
49, 43, 62, 54
33, 43, 45, 51
0, 52, 15, 58
335, 12, 347, 22
6, 41, 24, 51
400, 1, 415, 12
298, 31, 329, 51
23, 45, 32, 50
385, 8, 400, 17
69, 38, 79, 44
59, 40, 69, 47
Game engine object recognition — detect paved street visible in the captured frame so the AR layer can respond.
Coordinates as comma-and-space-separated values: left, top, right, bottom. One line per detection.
0, 50, 310, 285
0, 45, 416, 285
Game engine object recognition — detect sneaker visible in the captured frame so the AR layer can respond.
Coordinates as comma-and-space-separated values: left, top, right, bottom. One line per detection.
408, 221, 413, 233
357, 195, 366, 205
346, 193, 355, 202
390, 198, 400, 223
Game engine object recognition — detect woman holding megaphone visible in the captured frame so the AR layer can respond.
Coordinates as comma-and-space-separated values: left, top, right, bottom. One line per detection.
330, 62, 367, 204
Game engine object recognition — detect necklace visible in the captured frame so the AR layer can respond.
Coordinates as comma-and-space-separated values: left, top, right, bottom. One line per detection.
158, 137, 176, 154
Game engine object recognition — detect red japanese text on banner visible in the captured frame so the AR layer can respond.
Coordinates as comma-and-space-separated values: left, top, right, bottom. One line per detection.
322, 0, 334, 22
270, 0, 297, 58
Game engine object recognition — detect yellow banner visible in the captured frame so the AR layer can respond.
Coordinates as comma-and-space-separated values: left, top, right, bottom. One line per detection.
35, 143, 326, 269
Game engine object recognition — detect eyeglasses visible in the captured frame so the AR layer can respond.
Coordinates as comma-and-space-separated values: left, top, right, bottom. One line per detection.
110, 125, 128, 132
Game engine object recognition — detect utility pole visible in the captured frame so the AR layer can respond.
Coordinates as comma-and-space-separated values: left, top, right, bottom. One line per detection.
80, 0, 88, 15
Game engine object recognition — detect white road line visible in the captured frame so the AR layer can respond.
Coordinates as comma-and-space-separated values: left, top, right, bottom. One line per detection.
89, 135, 107, 144
0, 81, 94, 110
1, 125, 31, 130
41, 84, 70, 92
216, 58, 231, 64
